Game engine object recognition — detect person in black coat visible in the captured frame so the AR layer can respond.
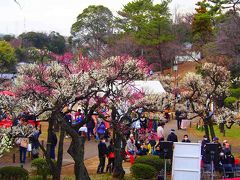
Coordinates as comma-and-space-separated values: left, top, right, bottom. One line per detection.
167, 129, 178, 142
97, 138, 108, 174
86, 117, 95, 141
175, 109, 182, 130
201, 135, 210, 157
140, 116, 147, 129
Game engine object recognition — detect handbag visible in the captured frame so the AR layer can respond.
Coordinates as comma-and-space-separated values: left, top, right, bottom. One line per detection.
109, 152, 115, 158
20, 138, 29, 148
15, 138, 21, 145
27, 143, 32, 151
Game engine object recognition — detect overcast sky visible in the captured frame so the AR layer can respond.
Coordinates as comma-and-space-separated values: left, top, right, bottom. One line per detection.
0, 0, 198, 36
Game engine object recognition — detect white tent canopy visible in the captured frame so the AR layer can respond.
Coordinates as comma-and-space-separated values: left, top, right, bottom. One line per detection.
97, 80, 166, 97
132, 80, 166, 94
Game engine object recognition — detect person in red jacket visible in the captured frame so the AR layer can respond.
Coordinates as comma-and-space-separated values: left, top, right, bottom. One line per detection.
106, 139, 115, 173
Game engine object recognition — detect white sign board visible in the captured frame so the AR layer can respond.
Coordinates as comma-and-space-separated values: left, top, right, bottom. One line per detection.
172, 142, 201, 180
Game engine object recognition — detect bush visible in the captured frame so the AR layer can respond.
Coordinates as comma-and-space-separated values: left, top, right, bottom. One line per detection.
29, 176, 43, 180
131, 163, 157, 179
224, 96, 237, 108
230, 88, 240, 99
134, 155, 169, 172
31, 158, 54, 180
0, 166, 29, 180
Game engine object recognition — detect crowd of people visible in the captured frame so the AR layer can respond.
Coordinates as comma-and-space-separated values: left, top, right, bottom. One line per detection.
92, 107, 237, 177
201, 136, 236, 177
2, 104, 236, 177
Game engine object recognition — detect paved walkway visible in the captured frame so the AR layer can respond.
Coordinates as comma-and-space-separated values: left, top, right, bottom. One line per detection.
164, 118, 201, 143
0, 139, 98, 170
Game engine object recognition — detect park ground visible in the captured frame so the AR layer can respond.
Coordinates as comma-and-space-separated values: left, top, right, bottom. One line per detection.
1, 61, 240, 179
1, 116, 240, 179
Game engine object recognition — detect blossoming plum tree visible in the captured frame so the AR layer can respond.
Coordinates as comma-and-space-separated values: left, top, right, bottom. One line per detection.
180, 63, 232, 139
97, 84, 174, 178
8, 54, 155, 180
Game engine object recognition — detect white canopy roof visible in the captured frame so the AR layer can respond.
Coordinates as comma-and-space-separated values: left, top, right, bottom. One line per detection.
97, 80, 166, 97
132, 80, 165, 94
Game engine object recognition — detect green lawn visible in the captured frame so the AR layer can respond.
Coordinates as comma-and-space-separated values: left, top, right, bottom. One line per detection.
191, 124, 240, 139
214, 124, 240, 138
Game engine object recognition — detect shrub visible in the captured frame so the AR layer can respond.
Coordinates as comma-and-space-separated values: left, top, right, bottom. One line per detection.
131, 163, 157, 179
224, 96, 237, 108
31, 158, 54, 180
134, 155, 169, 172
230, 88, 240, 99
29, 176, 43, 180
0, 166, 29, 180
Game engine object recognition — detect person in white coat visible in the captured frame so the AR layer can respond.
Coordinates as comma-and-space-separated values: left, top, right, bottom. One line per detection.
157, 123, 165, 140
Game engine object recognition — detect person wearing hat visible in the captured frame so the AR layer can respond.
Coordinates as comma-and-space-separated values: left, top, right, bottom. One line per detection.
223, 140, 231, 152
167, 129, 178, 142
212, 137, 222, 170
213, 137, 222, 153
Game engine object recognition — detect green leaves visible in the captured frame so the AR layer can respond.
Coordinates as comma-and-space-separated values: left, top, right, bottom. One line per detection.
118, 0, 172, 46
192, 1, 214, 47
71, 5, 114, 59
0, 40, 16, 72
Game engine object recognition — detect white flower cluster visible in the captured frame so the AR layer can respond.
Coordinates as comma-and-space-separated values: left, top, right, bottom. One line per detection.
132, 93, 174, 111
159, 75, 176, 93
0, 94, 22, 118
180, 63, 231, 120
11, 124, 34, 138
214, 107, 235, 124
0, 128, 12, 157
0, 124, 35, 157
231, 77, 240, 86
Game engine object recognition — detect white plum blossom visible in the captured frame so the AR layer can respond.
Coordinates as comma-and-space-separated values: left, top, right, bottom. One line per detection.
180, 63, 231, 124
159, 75, 176, 93
214, 107, 236, 124
0, 128, 12, 157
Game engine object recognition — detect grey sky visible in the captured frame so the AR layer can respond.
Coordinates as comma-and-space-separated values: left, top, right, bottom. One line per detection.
0, 0, 198, 36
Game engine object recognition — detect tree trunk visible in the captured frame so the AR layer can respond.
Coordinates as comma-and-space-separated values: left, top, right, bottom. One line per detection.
203, 122, 210, 140
55, 124, 65, 180
54, 119, 60, 132
46, 118, 54, 159
157, 46, 163, 72
113, 131, 125, 179
219, 123, 224, 133
67, 136, 90, 180
57, 114, 90, 180
209, 121, 216, 141
45, 116, 59, 179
